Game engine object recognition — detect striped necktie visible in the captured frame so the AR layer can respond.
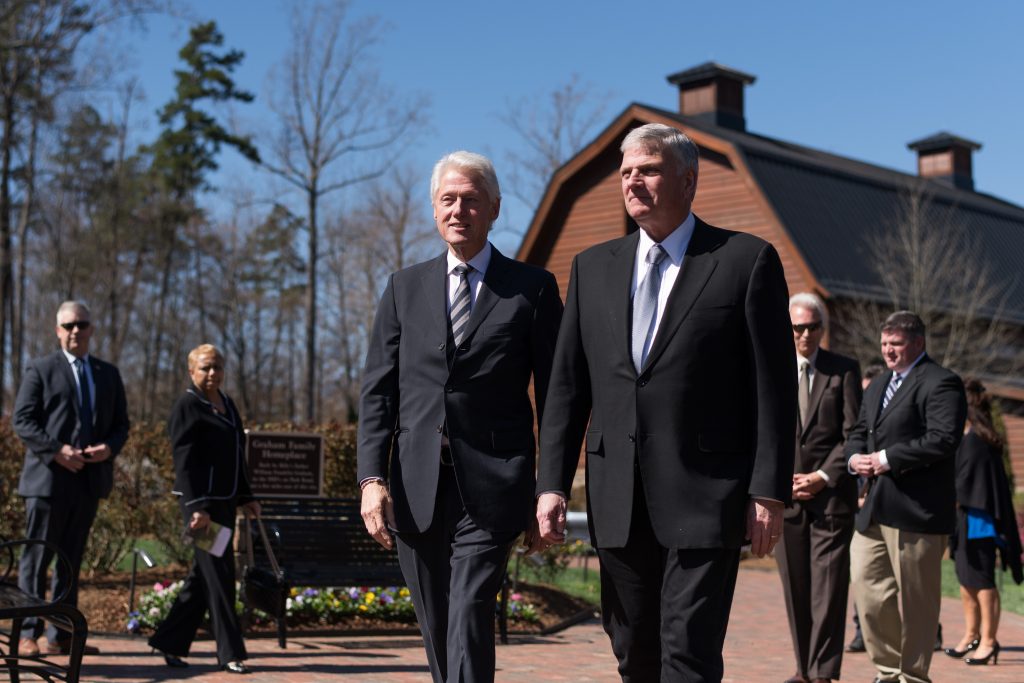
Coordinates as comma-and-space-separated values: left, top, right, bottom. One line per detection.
882, 372, 902, 410
450, 264, 472, 346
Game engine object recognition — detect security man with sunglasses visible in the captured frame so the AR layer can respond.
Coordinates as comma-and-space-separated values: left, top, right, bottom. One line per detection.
777, 292, 862, 683
13, 300, 130, 657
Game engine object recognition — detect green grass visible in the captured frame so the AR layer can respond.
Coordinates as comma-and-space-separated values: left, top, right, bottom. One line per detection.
510, 559, 601, 607
113, 538, 178, 572
941, 557, 1024, 615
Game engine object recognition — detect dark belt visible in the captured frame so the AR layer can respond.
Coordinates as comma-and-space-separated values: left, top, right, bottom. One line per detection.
440, 445, 454, 466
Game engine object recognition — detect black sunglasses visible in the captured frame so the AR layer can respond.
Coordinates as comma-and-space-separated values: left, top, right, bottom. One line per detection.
60, 321, 91, 331
792, 322, 822, 334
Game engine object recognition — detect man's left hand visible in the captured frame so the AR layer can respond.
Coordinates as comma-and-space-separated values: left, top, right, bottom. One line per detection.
746, 498, 783, 558
83, 444, 112, 463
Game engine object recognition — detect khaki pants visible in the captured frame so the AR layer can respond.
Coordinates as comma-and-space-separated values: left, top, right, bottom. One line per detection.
850, 523, 945, 683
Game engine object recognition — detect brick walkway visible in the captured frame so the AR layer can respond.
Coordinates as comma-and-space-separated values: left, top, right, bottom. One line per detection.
22, 565, 1024, 682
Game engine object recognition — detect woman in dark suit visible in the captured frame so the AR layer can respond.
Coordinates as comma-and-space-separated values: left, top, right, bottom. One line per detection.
149, 344, 260, 674
944, 378, 1022, 666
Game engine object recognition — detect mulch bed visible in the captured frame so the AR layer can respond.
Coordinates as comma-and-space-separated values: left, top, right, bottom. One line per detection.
76, 569, 595, 637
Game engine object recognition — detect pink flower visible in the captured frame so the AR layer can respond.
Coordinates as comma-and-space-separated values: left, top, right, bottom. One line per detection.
510, 593, 523, 601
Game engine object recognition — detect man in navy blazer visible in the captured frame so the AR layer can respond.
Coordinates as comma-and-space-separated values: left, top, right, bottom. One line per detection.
14, 301, 130, 656
358, 151, 562, 683
536, 123, 796, 682
846, 311, 965, 683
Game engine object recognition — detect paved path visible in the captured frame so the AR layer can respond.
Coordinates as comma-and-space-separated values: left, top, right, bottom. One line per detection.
16, 566, 1024, 682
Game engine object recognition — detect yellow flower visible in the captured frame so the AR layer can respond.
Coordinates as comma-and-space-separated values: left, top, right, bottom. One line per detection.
399, 588, 410, 597
358, 605, 368, 612
365, 592, 376, 603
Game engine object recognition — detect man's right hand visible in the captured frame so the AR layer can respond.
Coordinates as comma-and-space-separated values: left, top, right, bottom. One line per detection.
55, 444, 86, 472
361, 480, 396, 550
536, 492, 567, 545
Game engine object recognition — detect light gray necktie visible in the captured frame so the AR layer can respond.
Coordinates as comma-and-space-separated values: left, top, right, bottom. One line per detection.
798, 359, 810, 427
631, 244, 667, 373
450, 264, 472, 346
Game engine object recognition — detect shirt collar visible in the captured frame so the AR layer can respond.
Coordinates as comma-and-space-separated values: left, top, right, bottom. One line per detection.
637, 212, 695, 266
62, 349, 90, 365
892, 351, 926, 378
447, 241, 492, 276
797, 349, 818, 369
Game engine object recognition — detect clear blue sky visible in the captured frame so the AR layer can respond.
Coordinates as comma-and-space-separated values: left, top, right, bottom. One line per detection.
110, 0, 1023, 256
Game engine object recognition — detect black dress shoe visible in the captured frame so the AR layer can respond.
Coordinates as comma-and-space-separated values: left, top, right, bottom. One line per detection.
224, 661, 251, 674
846, 634, 865, 652
163, 654, 189, 668
965, 641, 1000, 666
943, 638, 980, 658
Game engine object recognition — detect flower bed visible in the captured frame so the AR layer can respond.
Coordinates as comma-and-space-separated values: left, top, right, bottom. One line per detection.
128, 580, 538, 633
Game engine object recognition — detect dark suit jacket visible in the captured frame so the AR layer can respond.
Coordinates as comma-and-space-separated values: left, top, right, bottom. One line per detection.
845, 355, 966, 534
168, 386, 254, 524
789, 348, 861, 518
358, 246, 563, 535
537, 218, 796, 549
14, 351, 130, 499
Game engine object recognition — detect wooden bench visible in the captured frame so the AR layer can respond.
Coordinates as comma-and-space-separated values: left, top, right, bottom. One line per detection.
241, 498, 509, 648
0, 537, 88, 683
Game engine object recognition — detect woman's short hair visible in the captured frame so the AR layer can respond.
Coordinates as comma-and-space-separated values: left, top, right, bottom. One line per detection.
430, 151, 501, 204
187, 343, 224, 372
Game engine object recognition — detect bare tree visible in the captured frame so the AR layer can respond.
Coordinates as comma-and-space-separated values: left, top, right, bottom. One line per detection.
321, 165, 435, 421
834, 181, 1022, 381
499, 74, 612, 213
262, 0, 427, 422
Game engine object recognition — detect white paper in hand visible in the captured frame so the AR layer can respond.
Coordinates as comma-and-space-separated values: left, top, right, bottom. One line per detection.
191, 520, 233, 558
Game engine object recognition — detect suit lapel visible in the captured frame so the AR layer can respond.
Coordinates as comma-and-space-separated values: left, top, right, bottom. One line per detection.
420, 252, 450, 338
605, 232, 641, 368
641, 223, 718, 373
88, 358, 106, 423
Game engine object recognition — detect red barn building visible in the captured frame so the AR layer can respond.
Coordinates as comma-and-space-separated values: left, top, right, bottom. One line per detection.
518, 62, 1024, 489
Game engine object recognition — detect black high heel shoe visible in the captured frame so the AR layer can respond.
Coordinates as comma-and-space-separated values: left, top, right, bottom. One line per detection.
943, 638, 980, 658
224, 661, 251, 674
965, 641, 1000, 666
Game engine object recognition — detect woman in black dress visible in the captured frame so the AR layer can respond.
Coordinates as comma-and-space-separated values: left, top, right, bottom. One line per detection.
944, 378, 1022, 666
149, 344, 261, 674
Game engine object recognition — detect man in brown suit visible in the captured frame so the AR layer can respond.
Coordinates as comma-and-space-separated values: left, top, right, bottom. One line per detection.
777, 292, 862, 683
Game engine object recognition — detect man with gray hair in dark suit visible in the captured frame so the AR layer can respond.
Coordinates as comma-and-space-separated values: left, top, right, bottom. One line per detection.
14, 300, 130, 657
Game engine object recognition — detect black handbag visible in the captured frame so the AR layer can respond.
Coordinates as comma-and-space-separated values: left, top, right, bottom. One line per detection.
241, 515, 288, 618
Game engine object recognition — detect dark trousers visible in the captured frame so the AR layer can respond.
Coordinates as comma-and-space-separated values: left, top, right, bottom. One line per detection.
597, 476, 741, 683
395, 465, 516, 683
148, 500, 246, 665
776, 507, 854, 680
19, 484, 99, 643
